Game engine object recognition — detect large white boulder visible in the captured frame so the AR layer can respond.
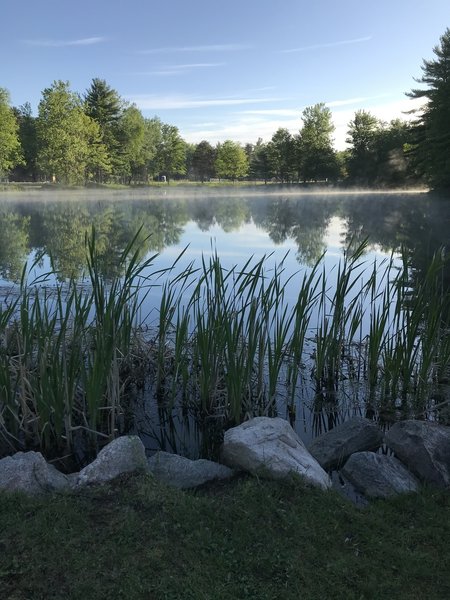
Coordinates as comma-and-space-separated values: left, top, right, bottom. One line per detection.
0, 451, 70, 495
148, 452, 235, 489
222, 417, 331, 489
76, 435, 148, 487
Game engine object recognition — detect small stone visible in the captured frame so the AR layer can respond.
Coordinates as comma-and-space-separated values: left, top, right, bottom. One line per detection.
147, 452, 235, 489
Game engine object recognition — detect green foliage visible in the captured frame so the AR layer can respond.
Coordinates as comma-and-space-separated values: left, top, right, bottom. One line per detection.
192, 140, 216, 182
84, 78, 123, 181
345, 112, 414, 186
346, 110, 381, 184
11, 103, 37, 181
249, 138, 272, 182
0, 211, 29, 279
297, 103, 339, 182
215, 140, 248, 180
36, 80, 109, 184
267, 128, 295, 182
157, 123, 187, 181
0, 229, 160, 458
0, 88, 23, 177
408, 28, 450, 190
115, 105, 146, 182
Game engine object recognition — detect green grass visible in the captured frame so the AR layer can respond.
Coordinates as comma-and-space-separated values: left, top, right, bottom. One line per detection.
0, 474, 449, 599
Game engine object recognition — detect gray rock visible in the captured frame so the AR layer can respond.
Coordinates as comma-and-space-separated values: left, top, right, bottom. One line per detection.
308, 417, 383, 470
385, 420, 450, 488
0, 451, 70, 495
76, 435, 147, 487
222, 417, 331, 489
148, 452, 235, 489
341, 452, 420, 499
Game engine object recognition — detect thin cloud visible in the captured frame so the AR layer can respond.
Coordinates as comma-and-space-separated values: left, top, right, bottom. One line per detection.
23, 36, 106, 47
239, 109, 299, 117
133, 63, 226, 76
182, 115, 301, 145
167, 63, 225, 68
281, 35, 372, 53
128, 94, 282, 110
138, 43, 251, 54
325, 96, 371, 108
181, 96, 426, 149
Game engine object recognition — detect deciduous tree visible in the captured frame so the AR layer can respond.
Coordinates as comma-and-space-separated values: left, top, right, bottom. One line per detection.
297, 103, 338, 182
12, 103, 37, 181
36, 80, 108, 184
157, 124, 187, 182
0, 88, 23, 178
267, 129, 295, 183
192, 140, 216, 182
215, 140, 248, 180
346, 110, 380, 184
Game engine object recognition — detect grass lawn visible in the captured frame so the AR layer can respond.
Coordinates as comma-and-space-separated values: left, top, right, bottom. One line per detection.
0, 474, 448, 600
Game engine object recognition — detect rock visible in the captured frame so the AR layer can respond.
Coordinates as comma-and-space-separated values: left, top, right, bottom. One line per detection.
147, 452, 235, 489
385, 420, 450, 488
308, 417, 383, 470
0, 451, 70, 495
221, 417, 331, 489
341, 452, 420, 499
76, 436, 147, 487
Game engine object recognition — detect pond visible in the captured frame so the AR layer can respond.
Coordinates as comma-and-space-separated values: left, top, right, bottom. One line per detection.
0, 187, 449, 462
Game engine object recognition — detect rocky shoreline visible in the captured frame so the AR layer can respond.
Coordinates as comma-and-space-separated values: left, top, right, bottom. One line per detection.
1, 417, 449, 501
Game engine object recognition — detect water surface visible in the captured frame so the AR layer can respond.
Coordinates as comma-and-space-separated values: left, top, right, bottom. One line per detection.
1, 187, 448, 454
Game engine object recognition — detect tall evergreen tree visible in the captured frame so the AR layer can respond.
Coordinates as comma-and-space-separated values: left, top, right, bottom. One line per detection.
408, 28, 450, 190
84, 78, 123, 181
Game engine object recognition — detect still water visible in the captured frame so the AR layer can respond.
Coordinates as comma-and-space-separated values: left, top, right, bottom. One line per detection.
0, 187, 448, 455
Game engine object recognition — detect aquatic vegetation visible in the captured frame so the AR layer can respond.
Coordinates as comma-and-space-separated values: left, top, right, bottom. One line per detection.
0, 232, 448, 465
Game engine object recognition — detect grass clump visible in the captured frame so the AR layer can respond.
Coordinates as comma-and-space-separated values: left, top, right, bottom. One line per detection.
0, 475, 449, 599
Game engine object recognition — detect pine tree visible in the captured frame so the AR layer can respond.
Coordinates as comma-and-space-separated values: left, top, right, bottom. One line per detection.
84, 78, 123, 181
408, 28, 450, 190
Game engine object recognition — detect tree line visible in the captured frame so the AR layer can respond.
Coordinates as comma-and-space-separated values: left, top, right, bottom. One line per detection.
0, 28, 449, 189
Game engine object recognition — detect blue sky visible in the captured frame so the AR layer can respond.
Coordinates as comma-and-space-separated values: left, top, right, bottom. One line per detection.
2, 0, 448, 148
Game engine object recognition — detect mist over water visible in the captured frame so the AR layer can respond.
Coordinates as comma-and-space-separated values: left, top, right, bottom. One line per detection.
0, 188, 446, 287
1, 188, 448, 453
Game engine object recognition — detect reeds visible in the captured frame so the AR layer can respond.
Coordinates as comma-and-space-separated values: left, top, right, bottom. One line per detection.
0, 234, 448, 464
0, 229, 160, 464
